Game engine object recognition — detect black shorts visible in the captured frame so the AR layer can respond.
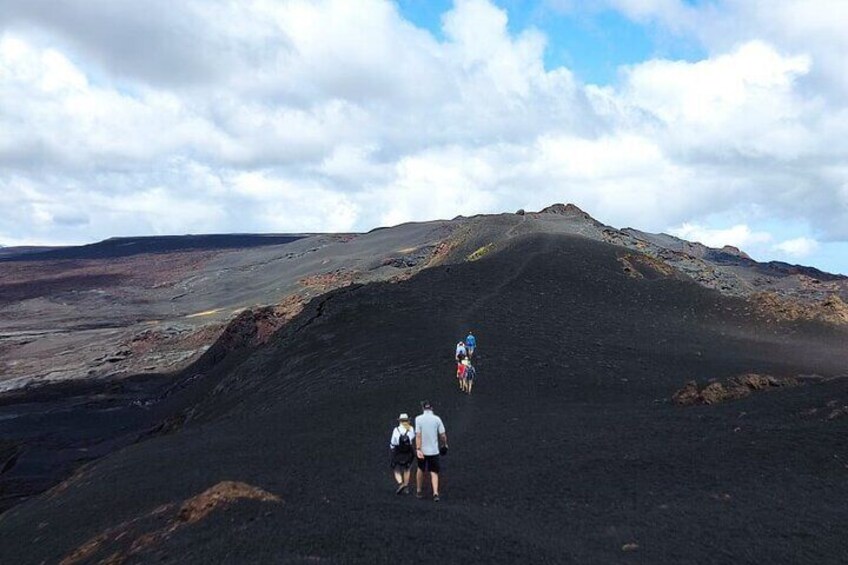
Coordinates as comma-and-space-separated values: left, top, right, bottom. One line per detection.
417, 454, 441, 474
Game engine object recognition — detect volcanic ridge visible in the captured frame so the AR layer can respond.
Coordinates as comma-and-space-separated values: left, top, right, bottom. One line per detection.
1, 205, 847, 564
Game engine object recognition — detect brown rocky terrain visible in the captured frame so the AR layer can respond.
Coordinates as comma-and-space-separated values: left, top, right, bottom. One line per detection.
0, 226, 461, 393
672, 373, 801, 406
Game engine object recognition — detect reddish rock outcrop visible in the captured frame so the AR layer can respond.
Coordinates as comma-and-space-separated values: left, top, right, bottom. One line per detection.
673, 374, 798, 406
178, 481, 280, 524
618, 253, 676, 279
671, 380, 700, 406
751, 292, 848, 325
60, 481, 280, 565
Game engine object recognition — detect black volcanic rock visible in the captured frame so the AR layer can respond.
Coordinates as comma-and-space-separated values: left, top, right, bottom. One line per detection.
2, 233, 847, 564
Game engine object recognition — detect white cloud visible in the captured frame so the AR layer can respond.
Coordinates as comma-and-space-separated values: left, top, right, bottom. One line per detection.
668, 223, 772, 250
773, 237, 819, 258
620, 41, 814, 159
561, 0, 848, 100
0, 0, 846, 272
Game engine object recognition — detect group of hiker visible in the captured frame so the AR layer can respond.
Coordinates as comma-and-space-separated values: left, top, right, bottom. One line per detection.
387, 332, 477, 501
388, 401, 447, 501
454, 332, 477, 394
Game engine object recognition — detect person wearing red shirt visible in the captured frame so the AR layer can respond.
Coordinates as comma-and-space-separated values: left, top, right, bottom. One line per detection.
456, 358, 468, 392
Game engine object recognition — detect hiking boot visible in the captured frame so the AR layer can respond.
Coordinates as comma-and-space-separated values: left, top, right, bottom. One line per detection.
433, 494, 440, 502
416, 491, 424, 499
395, 484, 405, 495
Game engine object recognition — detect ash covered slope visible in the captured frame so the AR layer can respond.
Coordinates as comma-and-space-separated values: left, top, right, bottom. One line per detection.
2, 204, 845, 393
2, 232, 848, 564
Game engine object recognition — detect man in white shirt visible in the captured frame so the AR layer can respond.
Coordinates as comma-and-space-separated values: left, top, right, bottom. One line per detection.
415, 400, 448, 501
455, 341, 467, 361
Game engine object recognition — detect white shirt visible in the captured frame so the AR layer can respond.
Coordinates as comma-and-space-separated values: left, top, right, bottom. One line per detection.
390, 426, 415, 448
456, 343, 466, 357
414, 410, 445, 456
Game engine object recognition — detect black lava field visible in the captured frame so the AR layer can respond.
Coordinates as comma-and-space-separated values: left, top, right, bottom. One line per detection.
2, 233, 848, 564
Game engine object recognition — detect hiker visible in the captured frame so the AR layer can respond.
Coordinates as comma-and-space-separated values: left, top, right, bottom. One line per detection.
455, 341, 467, 362
465, 332, 476, 358
464, 359, 477, 394
415, 400, 448, 501
389, 413, 416, 494
456, 358, 468, 392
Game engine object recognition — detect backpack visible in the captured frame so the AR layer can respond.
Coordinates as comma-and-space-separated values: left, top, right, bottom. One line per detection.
396, 427, 412, 453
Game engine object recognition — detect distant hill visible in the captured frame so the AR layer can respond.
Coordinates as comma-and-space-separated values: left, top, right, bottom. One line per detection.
0, 234, 308, 261
0, 245, 63, 259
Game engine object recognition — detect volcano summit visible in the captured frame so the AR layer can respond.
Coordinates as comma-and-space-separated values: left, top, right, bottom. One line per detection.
1, 206, 847, 564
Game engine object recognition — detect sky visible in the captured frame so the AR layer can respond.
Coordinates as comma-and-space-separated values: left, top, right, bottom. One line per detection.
1, 0, 847, 273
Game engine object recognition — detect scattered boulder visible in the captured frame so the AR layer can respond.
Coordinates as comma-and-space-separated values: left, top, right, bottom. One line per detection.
516, 208, 525, 215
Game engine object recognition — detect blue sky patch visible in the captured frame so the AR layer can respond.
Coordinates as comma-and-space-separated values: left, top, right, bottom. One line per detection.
395, 0, 706, 85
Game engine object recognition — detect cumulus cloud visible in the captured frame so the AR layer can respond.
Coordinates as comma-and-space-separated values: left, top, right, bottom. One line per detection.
774, 237, 819, 258
668, 223, 772, 250
0, 0, 845, 272
0, 0, 264, 86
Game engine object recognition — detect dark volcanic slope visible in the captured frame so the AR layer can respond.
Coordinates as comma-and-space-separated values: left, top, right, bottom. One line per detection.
2, 234, 848, 564
0, 234, 307, 262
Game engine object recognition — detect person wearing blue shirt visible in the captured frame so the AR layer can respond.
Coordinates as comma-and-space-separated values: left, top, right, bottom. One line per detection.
464, 360, 477, 395
465, 332, 477, 358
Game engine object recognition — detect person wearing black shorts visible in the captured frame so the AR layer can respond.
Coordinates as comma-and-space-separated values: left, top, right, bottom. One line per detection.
415, 400, 448, 501
417, 452, 441, 474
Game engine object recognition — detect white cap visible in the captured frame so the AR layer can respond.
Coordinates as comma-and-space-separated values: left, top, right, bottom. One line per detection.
398, 413, 409, 420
